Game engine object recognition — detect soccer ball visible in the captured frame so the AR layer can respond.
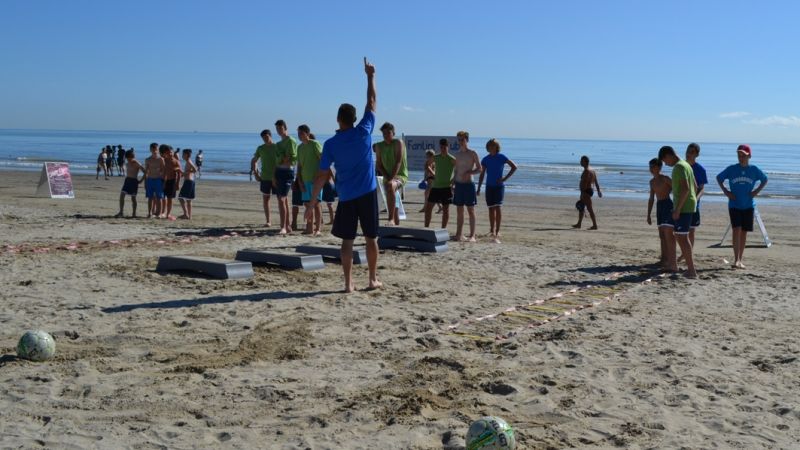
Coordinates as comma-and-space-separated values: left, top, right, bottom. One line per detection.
17, 330, 56, 361
466, 416, 516, 450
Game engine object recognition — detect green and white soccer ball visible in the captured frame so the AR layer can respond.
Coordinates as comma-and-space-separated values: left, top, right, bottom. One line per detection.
17, 330, 56, 361
466, 416, 516, 450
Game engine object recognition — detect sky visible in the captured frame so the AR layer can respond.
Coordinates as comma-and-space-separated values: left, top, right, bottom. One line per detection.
2, 0, 800, 143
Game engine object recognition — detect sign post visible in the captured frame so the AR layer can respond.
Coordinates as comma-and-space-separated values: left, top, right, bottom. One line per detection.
35, 162, 75, 199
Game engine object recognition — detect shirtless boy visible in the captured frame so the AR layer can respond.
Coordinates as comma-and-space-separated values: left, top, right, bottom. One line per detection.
115, 149, 145, 218
646, 158, 675, 267
178, 149, 198, 220
144, 142, 165, 218
572, 155, 602, 229
452, 131, 482, 242
161, 145, 181, 220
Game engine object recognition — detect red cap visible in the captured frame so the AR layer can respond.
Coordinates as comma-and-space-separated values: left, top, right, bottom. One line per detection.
737, 144, 751, 156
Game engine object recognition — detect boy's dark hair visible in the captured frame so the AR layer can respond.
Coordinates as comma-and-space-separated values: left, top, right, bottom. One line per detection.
380, 122, 395, 133
298, 124, 311, 134
182, 148, 192, 156
649, 157, 662, 167
337, 103, 357, 126
308, 133, 316, 140
425, 149, 435, 157
658, 146, 676, 161
149, 142, 158, 150
275, 119, 286, 128
125, 149, 134, 158
686, 142, 700, 154
581, 155, 589, 163
439, 138, 449, 146
158, 144, 170, 154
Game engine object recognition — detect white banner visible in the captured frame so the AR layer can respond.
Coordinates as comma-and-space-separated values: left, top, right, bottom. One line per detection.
402, 135, 459, 172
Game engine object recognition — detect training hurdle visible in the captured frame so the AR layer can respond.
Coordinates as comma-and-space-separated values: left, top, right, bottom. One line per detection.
295, 244, 366, 264
235, 248, 325, 271
156, 255, 254, 279
377, 226, 449, 253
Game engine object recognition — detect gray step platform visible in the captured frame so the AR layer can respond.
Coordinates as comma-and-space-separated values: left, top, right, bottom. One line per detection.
156, 255, 254, 279
378, 236, 449, 253
377, 226, 449, 243
295, 245, 366, 265
235, 248, 325, 271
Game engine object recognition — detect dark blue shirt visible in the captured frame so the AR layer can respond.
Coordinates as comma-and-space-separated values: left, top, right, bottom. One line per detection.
481, 153, 509, 187
320, 110, 376, 202
691, 162, 708, 205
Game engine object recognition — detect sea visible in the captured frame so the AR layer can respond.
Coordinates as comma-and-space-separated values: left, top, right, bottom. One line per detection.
1, 129, 799, 205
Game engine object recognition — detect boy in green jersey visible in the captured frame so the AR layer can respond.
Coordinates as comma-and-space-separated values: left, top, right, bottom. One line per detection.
374, 122, 408, 225
658, 145, 697, 278
250, 129, 278, 227
274, 119, 298, 234
297, 125, 323, 235
424, 138, 455, 229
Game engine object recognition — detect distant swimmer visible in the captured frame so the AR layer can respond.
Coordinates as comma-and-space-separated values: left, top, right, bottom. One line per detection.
572, 155, 602, 230
195, 150, 204, 178
477, 138, 517, 243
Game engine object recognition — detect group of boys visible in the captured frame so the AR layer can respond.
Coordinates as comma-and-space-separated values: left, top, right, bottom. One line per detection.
96, 145, 130, 179
421, 132, 518, 243
116, 143, 198, 220
250, 121, 337, 236
648, 143, 767, 278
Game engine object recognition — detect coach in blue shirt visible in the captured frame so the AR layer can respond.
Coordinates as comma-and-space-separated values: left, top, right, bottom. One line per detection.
307, 58, 381, 293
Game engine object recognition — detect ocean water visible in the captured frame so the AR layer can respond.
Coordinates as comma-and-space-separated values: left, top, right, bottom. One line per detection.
1, 129, 798, 203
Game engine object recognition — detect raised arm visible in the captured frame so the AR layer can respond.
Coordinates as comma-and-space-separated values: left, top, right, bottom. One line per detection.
365, 57, 376, 112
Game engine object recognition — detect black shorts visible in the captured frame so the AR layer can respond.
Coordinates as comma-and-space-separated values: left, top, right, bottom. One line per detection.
485, 185, 504, 207
729, 207, 754, 232
691, 205, 701, 228
428, 187, 452, 205
259, 180, 277, 196
164, 179, 177, 198
178, 180, 196, 200
121, 177, 139, 196
275, 167, 294, 197
322, 182, 337, 203
332, 189, 379, 240
291, 183, 303, 207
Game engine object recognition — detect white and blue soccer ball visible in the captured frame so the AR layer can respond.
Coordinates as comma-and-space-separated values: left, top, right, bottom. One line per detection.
466, 416, 516, 450
17, 330, 56, 361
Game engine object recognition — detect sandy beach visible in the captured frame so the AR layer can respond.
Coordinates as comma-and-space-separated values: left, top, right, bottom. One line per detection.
1, 170, 798, 449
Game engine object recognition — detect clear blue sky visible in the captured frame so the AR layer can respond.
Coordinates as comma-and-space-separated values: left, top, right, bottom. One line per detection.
2, 0, 799, 143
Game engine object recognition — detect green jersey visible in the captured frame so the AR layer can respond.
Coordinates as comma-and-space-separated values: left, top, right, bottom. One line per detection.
375, 139, 408, 183
433, 153, 456, 188
672, 160, 697, 214
297, 140, 322, 182
276, 136, 298, 167
254, 143, 278, 180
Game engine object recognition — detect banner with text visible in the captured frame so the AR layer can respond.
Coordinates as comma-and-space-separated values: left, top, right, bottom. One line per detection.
35, 162, 75, 199
402, 135, 459, 173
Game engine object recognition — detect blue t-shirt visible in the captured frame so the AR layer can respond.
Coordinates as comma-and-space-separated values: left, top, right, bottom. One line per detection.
691, 162, 708, 206
716, 164, 767, 210
320, 110, 376, 202
481, 153, 509, 187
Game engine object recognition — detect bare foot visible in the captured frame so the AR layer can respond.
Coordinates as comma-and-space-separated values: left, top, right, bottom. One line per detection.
467, 236, 477, 242
314, 231, 322, 237
417, 208, 425, 213
279, 228, 288, 235
114, 212, 123, 218
736, 261, 746, 269
684, 270, 698, 279
367, 279, 383, 290
167, 215, 176, 221
572, 223, 581, 229
344, 283, 356, 293
588, 225, 598, 230
264, 222, 271, 227
302, 230, 313, 235
178, 214, 189, 220
492, 237, 501, 244
452, 235, 462, 242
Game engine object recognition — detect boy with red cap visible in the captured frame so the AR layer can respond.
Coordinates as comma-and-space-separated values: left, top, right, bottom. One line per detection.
716, 144, 768, 269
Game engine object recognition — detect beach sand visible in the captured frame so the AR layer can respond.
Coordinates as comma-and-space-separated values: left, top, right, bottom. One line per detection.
1, 170, 798, 449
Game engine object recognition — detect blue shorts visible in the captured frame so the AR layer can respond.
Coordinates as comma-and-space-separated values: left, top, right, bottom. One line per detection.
302, 181, 322, 202
656, 199, 674, 228
259, 179, 277, 196
453, 182, 477, 207
145, 178, 164, 199
121, 177, 139, 196
178, 180, 195, 200
274, 168, 294, 197
322, 182, 337, 203
674, 212, 693, 235
691, 205, 701, 228
332, 189, 379, 240
485, 185, 504, 208
729, 208, 754, 232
